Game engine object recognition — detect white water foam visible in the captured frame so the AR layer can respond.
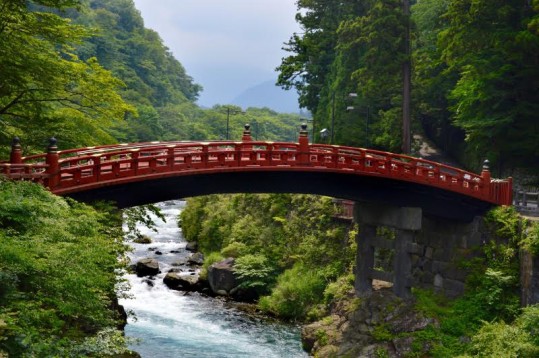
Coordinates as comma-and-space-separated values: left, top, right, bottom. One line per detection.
120, 200, 307, 358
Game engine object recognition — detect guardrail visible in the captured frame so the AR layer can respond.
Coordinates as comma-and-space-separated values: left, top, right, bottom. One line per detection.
514, 187, 539, 217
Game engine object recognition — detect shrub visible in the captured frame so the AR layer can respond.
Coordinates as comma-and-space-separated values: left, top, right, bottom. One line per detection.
199, 252, 224, 280
0, 180, 130, 355
258, 264, 326, 320
220, 241, 248, 258
234, 254, 275, 295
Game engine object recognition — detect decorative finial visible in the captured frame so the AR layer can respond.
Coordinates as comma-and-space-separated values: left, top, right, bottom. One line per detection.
301, 123, 308, 131
11, 137, 20, 147
482, 159, 490, 171
244, 124, 251, 131
48, 137, 58, 151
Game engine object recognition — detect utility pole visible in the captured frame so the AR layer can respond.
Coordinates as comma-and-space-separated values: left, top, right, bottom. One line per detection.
331, 92, 336, 144
402, 0, 411, 154
223, 106, 244, 140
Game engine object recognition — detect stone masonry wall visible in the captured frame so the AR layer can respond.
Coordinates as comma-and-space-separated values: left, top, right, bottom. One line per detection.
411, 216, 488, 298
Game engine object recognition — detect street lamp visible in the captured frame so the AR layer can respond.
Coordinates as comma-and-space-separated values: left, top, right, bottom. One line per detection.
347, 93, 370, 147
223, 106, 244, 140
320, 128, 330, 143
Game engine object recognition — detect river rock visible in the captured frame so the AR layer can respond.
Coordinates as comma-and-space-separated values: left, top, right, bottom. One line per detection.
208, 258, 237, 295
132, 235, 152, 244
185, 242, 198, 252
188, 252, 204, 265
135, 258, 159, 277
163, 272, 200, 291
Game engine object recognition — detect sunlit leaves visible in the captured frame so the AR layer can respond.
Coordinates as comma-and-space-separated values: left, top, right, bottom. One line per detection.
0, 180, 129, 355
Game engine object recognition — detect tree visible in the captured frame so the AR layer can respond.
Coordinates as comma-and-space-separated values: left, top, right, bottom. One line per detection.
0, 179, 131, 356
439, 0, 539, 172
334, 0, 408, 150
0, 0, 134, 151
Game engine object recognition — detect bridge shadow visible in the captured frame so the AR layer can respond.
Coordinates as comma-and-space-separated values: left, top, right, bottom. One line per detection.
67, 170, 493, 222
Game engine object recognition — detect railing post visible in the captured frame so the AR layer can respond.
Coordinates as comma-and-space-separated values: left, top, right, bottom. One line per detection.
242, 124, 252, 142
298, 123, 309, 165
505, 177, 513, 205
480, 159, 491, 199
242, 124, 253, 157
46, 137, 60, 189
10, 137, 22, 164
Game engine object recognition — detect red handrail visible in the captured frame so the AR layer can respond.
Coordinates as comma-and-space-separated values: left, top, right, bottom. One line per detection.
0, 131, 513, 206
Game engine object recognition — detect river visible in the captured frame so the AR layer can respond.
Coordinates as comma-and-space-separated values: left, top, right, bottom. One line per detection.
120, 200, 308, 357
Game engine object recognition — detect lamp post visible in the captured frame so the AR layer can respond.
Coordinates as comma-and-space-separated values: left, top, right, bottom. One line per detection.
347, 93, 371, 147
302, 118, 314, 143
320, 128, 330, 144
402, 0, 411, 154
223, 106, 244, 140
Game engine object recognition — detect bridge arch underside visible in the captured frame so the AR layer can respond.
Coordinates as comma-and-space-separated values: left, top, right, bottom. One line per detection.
65, 170, 494, 222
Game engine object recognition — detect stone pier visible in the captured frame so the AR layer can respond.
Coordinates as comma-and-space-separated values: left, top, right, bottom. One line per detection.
354, 202, 421, 298
354, 201, 487, 299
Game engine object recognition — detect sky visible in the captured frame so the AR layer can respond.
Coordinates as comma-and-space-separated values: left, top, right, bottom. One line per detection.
132, 0, 301, 108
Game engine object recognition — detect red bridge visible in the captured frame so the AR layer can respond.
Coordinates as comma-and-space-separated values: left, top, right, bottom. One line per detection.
1, 125, 512, 221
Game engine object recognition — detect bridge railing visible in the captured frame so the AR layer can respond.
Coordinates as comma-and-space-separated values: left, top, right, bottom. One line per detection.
514, 186, 539, 217
0, 126, 513, 206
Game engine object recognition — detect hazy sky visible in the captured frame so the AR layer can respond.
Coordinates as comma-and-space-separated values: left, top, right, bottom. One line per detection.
132, 0, 301, 107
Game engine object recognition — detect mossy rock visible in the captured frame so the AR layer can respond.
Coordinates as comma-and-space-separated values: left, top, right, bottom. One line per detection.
133, 235, 152, 244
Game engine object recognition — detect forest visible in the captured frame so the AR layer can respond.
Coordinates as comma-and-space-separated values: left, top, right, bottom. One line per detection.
278, 0, 539, 174
0, 0, 538, 356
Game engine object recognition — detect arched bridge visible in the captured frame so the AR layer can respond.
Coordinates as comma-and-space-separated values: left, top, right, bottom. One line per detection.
0, 125, 512, 221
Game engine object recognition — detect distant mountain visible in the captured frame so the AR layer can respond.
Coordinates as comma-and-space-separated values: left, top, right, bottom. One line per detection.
230, 80, 301, 114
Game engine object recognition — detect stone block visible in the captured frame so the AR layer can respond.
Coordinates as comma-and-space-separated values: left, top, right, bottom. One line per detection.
407, 242, 422, 255
425, 246, 433, 259
432, 248, 452, 262
354, 202, 422, 230
432, 260, 450, 274
421, 259, 433, 273
442, 278, 465, 298
426, 235, 445, 249
434, 273, 444, 289
421, 271, 434, 285
467, 232, 483, 247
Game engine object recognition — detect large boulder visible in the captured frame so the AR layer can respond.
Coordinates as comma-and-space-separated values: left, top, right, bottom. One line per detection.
188, 252, 204, 266
207, 258, 237, 296
135, 258, 159, 277
163, 272, 201, 291
185, 242, 198, 252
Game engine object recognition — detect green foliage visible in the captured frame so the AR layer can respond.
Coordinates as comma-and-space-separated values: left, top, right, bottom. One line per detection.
404, 208, 539, 356
199, 252, 224, 281
0, 0, 134, 151
220, 241, 248, 258
259, 264, 327, 320
181, 194, 355, 320
323, 273, 355, 304
123, 204, 166, 241
438, 0, 539, 171
0, 179, 130, 356
371, 324, 394, 342
234, 254, 275, 295
412, 288, 451, 319
522, 222, 539, 255
459, 305, 539, 357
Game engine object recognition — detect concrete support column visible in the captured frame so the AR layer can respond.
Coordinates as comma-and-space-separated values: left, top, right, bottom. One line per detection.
394, 229, 413, 299
355, 224, 376, 296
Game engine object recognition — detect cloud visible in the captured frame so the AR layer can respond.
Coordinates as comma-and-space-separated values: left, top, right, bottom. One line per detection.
132, 0, 300, 105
